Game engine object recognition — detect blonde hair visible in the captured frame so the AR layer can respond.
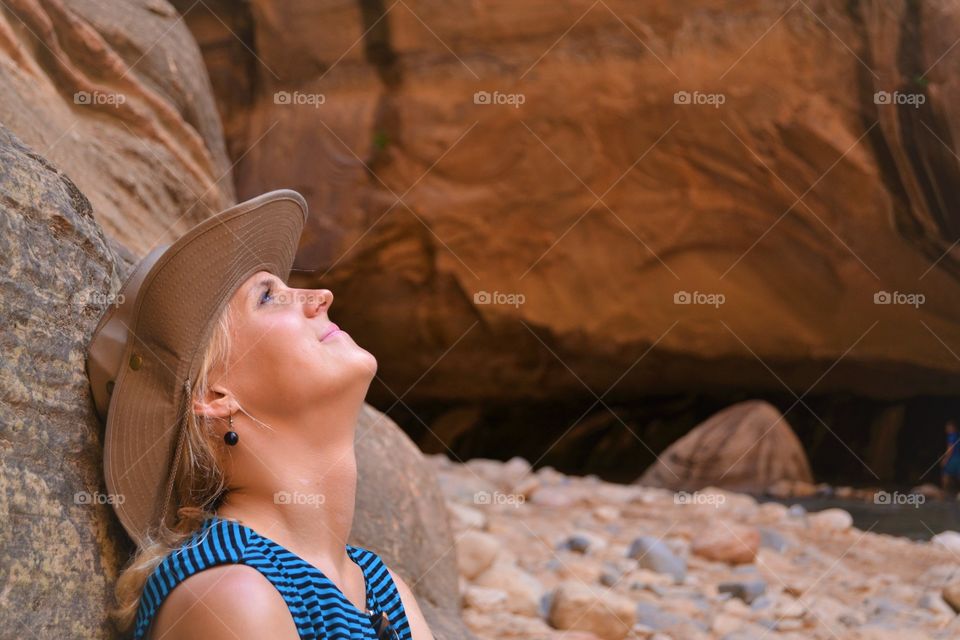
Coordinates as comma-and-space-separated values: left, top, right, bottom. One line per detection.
108, 303, 235, 633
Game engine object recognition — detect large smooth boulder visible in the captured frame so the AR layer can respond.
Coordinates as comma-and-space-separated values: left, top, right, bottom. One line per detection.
0, 0, 234, 255
0, 123, 128, 638
351, 404, 475, 639
637, 400, 813, 493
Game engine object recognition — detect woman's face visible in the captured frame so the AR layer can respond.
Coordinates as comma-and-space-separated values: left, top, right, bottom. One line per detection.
213, 270, 377, 423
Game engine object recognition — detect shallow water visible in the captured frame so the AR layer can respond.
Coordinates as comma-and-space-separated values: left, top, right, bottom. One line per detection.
757, 496, 960, 541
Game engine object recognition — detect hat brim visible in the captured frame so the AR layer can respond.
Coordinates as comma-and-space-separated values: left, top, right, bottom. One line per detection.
103, 189, 307, 547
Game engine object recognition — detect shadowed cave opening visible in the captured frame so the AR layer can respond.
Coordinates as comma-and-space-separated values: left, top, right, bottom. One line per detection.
378, 392, 960, 490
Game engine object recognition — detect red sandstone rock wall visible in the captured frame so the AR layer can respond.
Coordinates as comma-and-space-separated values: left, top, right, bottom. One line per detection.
180, 0, 960, 407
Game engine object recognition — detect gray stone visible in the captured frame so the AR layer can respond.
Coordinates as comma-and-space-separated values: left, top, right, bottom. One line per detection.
559, 532, 593, 554
718, 580, 768, 604
600, 561, 625, 587
539, 591, 554, 619
758, 526, 790, 552
634, 601, 688, 631
627, 535, 687, 582
732, 564, 759, 574
787, 504, 807, 518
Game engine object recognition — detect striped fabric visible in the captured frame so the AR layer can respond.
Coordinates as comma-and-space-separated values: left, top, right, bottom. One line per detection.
133, 514, 412, 639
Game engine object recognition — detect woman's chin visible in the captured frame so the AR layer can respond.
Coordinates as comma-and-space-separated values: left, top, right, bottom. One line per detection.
356, 349, 378, 378
336, 346, 378, 381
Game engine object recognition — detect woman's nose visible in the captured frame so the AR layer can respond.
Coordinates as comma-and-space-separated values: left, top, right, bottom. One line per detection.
304, 288, 333, 316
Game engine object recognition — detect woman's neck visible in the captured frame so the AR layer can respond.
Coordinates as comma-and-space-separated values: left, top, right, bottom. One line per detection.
216, 436, 359, 571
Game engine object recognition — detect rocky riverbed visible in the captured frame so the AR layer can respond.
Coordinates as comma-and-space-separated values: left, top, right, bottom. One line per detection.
426, 454, 960, 640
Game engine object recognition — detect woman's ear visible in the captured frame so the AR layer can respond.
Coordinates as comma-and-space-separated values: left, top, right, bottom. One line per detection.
192, 384, 237, 420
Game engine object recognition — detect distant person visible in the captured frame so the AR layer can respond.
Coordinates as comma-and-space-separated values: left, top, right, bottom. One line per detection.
941, 419, 960, 495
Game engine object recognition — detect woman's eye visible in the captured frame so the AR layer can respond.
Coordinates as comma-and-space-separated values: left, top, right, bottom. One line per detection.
259, 287, 273, 305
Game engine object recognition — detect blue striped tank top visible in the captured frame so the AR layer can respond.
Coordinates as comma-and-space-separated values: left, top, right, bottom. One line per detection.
133, 514, 412, 639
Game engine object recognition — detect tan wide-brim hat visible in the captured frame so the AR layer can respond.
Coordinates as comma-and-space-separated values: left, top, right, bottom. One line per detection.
85, 189, 308, 547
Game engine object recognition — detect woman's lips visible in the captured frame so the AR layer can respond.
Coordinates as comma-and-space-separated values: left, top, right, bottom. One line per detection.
320, 324, 344, 341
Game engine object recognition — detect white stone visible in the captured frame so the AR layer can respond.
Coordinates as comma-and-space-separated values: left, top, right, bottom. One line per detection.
594, 505, 620, 522
456, 529, 500, 579
462, 585, 508, 612
473, 562, 544, 617
808, 508, 853, 532
931, 530, 960, 555
548, 580, 636, 640
446, 501, 487, 531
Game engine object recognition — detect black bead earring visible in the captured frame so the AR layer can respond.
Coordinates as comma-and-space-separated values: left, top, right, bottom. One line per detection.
224, 413, 239, 446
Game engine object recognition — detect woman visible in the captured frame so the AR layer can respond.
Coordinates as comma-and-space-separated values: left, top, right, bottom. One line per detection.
85, 190, 434, 639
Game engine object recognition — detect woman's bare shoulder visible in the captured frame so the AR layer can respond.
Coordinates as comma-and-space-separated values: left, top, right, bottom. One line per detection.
386, 565, 436, 640
149, 564, 299, 640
